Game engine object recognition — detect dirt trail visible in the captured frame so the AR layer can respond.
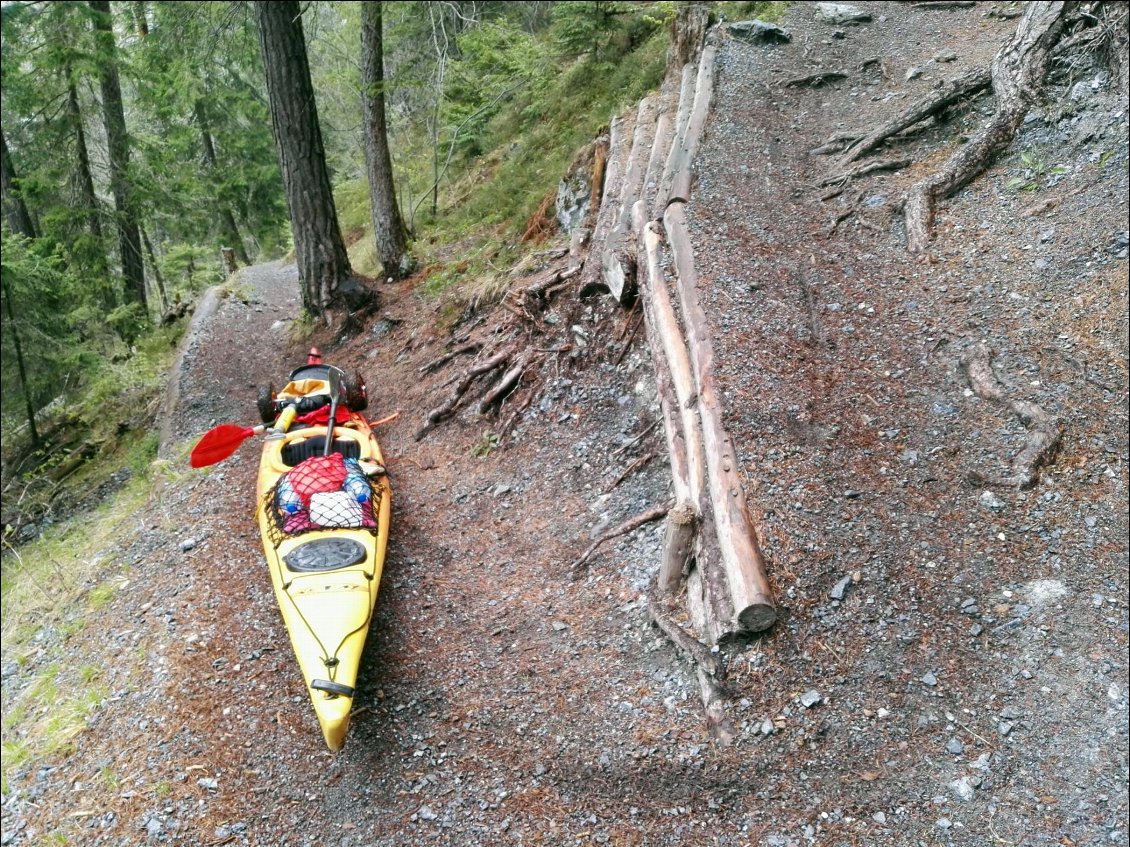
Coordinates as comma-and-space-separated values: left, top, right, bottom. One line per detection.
2, 3, 1127, 846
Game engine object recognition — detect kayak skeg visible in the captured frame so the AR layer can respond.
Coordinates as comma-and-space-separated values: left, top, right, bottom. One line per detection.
253, 361, 391, 751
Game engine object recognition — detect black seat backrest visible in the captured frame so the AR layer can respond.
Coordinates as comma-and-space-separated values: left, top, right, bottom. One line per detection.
281, 436, 361, 467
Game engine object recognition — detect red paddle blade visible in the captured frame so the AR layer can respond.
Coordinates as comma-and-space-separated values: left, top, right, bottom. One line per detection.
190, 424, 254, 468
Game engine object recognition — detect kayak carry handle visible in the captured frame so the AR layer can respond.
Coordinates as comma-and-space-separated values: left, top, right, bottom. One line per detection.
311, 679, 355, 698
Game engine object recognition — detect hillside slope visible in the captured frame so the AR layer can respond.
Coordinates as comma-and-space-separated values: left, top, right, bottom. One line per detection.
2, 3, 1127, 846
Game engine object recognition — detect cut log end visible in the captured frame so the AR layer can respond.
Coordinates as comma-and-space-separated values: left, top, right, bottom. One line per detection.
736, 600, 777, 633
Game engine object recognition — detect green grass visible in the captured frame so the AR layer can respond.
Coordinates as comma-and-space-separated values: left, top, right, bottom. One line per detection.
1, 661, 109, 794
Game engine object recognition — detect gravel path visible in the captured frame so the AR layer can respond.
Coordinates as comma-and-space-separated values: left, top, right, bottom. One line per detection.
2, 4, 1126, 847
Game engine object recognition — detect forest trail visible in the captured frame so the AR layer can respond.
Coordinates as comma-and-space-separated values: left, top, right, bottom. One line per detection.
3, 3, 1127, 846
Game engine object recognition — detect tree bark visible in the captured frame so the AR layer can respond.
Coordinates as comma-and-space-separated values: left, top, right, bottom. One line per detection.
0, 133, 37, 240
361, 1, 411, 280
195, 100, 248, 264
904, 2, 1069, 252
140, 225, 168, 315
65, 66, 111, 301
90, 0, 147, 312
1, 278, 39, 446
254, 0, 353, 316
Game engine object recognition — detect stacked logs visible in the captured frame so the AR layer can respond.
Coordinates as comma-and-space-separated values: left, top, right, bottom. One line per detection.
581, 37, 777, 736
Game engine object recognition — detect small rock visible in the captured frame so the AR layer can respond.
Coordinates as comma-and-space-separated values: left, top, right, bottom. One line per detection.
196, 777, 218, 790
829, 575, 853, 601
971, 752, 993, 772
946, 737, 965, 755
1000, 706, 1023, 720
759, 718, 776, 736
979, 491, 1006, 511
180, 538, 198, 551
418, 805, 438, 821
999, 721, 1014, 736
969, 623, 984, 636
873, 811, 887, 824
921, 671, 938, 687
935, 49, 958, 62
937, 818, 952, 830
551, 621, 568, 632
799, 690, 823, 709
146, 818, 163, 838
906, 66, 924, 81
950, 776, 976, 802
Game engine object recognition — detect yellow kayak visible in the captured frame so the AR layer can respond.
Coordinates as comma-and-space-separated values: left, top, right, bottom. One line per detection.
252, 357, 391, 750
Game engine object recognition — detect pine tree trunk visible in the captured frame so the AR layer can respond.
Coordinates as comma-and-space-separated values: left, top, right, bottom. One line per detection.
254, 0, 352, 317
90, 0, 147, 312
1, 279, 39, 446
66, 66, 113, 307
195, 99, 249, 264
0, 134, 37, 239
361, 1, 411, 280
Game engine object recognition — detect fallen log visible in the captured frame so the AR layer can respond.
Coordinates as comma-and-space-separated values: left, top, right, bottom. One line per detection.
603, 96, 660, 304
664, 202, 776, 632
662, 46, 718, 206
634, 205, 707, 593
654, 63, 698, 212
579, 110, 635, 296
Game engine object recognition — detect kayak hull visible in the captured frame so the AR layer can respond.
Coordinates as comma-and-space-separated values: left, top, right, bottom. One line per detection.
254, 417, 391, 751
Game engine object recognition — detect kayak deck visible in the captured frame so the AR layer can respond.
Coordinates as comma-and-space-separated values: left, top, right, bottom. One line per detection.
255, 420, 391, 750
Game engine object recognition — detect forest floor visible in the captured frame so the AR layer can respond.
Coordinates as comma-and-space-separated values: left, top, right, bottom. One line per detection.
2, 3, 1127, 846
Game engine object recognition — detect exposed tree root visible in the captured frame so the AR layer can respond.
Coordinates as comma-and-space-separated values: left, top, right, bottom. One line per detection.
604, 450, 658, 493
820, 157, 912, 187
414, 344, 517, 440
810, 132, 861, 156
418, 341, 482, 374
647, 586, 723, 679
477, 349, 532, 414
960, 341, 1063, 489
840, 66, 992, 165
647, 580, 737, 745
786, 70, 848, 88
904, 3, 1070, 252
570, 501, 672, 577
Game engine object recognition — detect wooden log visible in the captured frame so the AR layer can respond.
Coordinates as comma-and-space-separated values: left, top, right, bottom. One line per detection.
663, 202, 776, 632
658, 501, 696, 594
662, 46, 717, 206
654, 63, 697, 213
603, 96, 660, 304
579, 110, 634, 296
639, 78, 679, 211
